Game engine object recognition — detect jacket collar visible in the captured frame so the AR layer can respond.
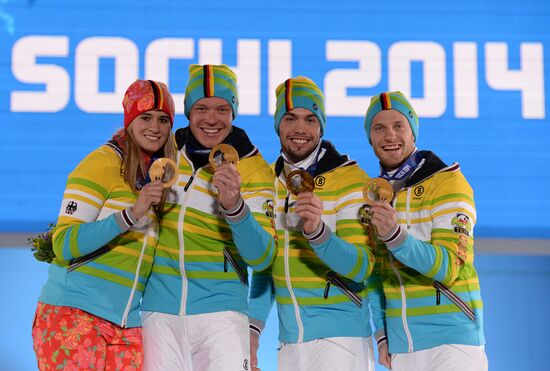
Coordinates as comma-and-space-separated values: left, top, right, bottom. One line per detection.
274, 140, 355, 177
175, 125, 258, 168
405, 150, 457, 187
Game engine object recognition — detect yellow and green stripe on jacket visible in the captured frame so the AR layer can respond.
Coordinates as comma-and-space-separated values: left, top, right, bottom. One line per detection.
141, 127, 276, 317
369, 151, 485, 354
249, 141, 375, 343
39, 143, 158, 328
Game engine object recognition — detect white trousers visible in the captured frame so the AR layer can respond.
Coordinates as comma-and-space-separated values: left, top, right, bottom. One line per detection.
391, 344, 488, 371
278, 337, 375, 371
142, 310, 250, 371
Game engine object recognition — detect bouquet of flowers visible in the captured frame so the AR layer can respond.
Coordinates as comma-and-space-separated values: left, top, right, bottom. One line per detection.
29, 223, 56, 263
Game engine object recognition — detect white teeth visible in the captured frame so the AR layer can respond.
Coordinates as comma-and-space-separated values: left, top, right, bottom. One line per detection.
383, 144, 400, 150
145, 135, 160, 141
203, 128, 221, 135
291, 138, 308, 144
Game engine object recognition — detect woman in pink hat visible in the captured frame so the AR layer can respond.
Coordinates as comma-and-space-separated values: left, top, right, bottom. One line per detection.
32, 80, 176, 370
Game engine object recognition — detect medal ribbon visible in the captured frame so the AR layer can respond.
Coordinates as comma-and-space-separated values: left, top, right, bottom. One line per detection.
380, 150, 421, 181
281, 141, 323, 177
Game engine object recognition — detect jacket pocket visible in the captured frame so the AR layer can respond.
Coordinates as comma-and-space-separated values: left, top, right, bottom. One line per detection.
324, 271, 362, 308
223, 247, 248, 287
67, 245, 111, 272
433, 280, 475, 322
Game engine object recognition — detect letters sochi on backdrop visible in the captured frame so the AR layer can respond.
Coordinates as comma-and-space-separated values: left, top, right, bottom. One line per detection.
9, 36, 546, 119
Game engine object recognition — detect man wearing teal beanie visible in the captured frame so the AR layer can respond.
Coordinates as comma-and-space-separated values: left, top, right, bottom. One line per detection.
248, 76, 376, 371
141, 64, 277, 371
364, 91, 488, 371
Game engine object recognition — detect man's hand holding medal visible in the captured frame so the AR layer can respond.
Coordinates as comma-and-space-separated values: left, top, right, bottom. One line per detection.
362, 178, 396, 239
286, 170, 323, 235
209, 144, 242, 210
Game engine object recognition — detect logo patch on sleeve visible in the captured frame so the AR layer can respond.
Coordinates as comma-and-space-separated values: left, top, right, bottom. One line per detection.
451, 213, 471, 236
65, 201, 78, 215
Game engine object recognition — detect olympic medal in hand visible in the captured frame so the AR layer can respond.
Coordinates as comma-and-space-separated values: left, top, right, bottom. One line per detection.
286, 169, 315, 195
362, 178, 394, 205
208, 144, 239, 169
149, 158, 178, 188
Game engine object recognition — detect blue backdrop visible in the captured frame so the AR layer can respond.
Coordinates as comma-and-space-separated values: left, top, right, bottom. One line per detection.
1, 0, 549, 237
1, 0, 549, 370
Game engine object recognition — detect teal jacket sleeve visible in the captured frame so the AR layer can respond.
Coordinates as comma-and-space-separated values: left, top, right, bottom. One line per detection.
53, 211, 135, 261
304, 184, 374, 283
307, 226, 372, 283
248, 268, 275, 335
52, 147, 137, 262
224, 198, 277, 272
303, 170, 374, 283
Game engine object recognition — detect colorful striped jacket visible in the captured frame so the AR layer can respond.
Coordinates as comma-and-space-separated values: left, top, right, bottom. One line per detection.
249, 141, 375, 343
39, 143, 158, 328
369, 151, 485, 354
141, 126, 276, 316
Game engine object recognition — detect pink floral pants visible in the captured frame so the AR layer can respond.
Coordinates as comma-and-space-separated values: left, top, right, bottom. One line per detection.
32, 302, 143, 370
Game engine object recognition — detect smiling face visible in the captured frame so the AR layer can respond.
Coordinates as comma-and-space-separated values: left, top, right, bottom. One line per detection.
370, 109, 416, 171
127, 110, 172, 155
188, 96, 233, 148
278, 108, 322, 163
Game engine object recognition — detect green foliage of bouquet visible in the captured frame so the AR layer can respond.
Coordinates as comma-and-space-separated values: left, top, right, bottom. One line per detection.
29, 223, 56, 263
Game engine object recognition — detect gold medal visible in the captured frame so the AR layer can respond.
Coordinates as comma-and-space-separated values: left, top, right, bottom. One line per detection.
149, 158, 178, 188
208, 144, 239, 169
362, 178, 394, 205
286, 169, 315, 195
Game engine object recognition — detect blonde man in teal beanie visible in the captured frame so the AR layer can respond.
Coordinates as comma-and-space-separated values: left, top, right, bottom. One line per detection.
248, 77, 376, 371
141, 64, 277, 371
365, 91, 487, 371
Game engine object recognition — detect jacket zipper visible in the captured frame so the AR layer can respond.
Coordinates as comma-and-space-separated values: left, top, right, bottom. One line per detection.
178, 152, 196, 316
279, 179, 304, 343
391, 192, 414, 352
184, 171, 195, 192
388, 163, 464, 351
389, 253, 414, 352
406, 187, 412, 228
121, 224, 151, 327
